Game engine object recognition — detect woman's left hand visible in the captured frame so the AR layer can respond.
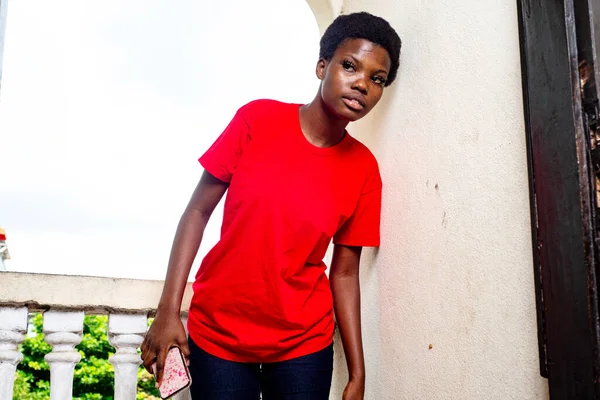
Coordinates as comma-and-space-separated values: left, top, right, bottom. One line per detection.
343, 378, 365, 400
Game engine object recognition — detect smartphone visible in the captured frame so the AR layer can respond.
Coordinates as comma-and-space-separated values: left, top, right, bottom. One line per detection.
152, 347, 191, 399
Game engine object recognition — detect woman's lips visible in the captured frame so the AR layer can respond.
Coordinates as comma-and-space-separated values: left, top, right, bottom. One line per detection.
342, 97, 365, 111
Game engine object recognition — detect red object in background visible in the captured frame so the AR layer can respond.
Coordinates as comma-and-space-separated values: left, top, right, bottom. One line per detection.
0, 228, 6, 241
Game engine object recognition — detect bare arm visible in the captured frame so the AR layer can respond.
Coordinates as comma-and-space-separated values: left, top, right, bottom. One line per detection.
141, 170, 228, 385
156, 170, 228, 315
330, 244, 365, 399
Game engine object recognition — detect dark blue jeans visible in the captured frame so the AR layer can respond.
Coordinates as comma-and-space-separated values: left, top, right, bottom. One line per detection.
188, 337, 334, 400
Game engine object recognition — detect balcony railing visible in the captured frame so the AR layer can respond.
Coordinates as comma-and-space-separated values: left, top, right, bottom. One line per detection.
0, 271, 194, 400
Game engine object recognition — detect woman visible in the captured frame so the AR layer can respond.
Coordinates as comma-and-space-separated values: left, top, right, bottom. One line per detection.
141, 11, 401, 400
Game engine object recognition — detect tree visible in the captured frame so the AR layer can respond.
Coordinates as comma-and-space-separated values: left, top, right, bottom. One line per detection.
13, 314, 160, 400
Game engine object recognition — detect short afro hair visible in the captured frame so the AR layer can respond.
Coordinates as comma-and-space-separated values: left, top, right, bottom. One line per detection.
319, 12, 402, 87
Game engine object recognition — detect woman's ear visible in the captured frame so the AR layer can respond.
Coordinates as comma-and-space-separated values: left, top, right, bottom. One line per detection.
316, 59, 327, 81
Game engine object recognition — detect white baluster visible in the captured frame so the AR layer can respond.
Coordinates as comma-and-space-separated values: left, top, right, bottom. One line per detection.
43, 310, 84, 400
108, 313, 147, 400
0, 307, 28, 400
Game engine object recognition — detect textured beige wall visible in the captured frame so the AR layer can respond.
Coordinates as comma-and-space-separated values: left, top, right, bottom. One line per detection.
307, 0, 550, 398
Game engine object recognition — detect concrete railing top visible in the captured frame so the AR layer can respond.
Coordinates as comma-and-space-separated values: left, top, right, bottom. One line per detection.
0, 271, 193, 316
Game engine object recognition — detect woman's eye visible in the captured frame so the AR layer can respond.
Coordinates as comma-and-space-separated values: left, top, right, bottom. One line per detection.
373, 76, 386, 85
342, 60, 355, 71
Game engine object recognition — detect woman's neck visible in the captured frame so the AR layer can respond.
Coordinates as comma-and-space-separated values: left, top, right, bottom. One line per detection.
299, 94, 349, 148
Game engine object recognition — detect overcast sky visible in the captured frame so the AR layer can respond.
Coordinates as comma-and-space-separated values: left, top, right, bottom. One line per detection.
0, 0, 320, 280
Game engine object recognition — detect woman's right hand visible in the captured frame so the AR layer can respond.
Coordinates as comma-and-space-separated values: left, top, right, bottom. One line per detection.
140, 311, 190, 387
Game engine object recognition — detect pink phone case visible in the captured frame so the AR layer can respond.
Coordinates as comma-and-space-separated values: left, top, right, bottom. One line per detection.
152, 347, 191, 399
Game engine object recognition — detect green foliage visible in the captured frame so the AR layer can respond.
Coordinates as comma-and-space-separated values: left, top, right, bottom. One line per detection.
13, 314, 160, 400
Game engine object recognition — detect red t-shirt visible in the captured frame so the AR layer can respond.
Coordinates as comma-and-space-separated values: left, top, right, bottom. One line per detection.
187, 99, 382, 363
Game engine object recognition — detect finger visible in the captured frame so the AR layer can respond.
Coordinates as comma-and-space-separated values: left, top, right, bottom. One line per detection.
155, 347, 169, 386
177, 338, 190, 359
142, 356, 155, 375
140, 341, 148, 360
141, 349, 156, 375
178, 340, 191, 363
141, 335, 151, 352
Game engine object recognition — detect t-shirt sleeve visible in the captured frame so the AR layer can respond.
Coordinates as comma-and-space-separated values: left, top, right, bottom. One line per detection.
333, 165, 382, 247
199, 107, 250, 183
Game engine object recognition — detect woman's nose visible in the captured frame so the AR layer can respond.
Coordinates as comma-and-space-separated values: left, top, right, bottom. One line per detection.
351, 78, 368, 95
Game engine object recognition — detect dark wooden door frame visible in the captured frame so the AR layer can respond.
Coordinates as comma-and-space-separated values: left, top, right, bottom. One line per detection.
517, 0, 600, 398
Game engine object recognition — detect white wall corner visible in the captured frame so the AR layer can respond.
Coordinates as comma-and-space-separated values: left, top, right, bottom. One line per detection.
331, 0, 344, 15
305, 0, 339, 34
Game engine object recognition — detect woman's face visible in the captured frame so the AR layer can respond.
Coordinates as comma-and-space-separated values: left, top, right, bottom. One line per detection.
317, 38, 392, 122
